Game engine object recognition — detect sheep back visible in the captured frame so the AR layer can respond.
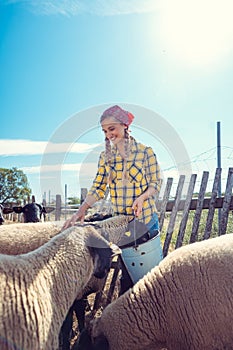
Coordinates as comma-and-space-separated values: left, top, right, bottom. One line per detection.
87, 215, 134, 245
0, 221, 63, 255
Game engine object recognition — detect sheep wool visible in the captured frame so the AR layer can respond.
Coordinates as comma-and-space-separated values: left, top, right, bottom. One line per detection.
89, 214, 134, 245
60, 215, 134, 343
88, 233, 233, 350
0, 221, 63, 255
0, 225, 116, 350
0, 215, 132, 256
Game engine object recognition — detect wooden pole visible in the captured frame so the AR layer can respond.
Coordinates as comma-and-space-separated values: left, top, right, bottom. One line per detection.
81, 188, 88, 204
64, 184, 67, 220
217, 121, 222, 235
55, 194, 61, 221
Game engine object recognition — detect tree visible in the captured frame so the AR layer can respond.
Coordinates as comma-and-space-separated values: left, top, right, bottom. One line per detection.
67, 196, 80, 205
0, 167, 32, 204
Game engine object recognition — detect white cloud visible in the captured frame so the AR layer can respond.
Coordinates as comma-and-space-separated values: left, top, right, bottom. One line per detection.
21, 163, 82, 174
0, 139, 99, 156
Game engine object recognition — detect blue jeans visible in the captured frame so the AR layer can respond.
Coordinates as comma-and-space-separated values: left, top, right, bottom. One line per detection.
147, 212, 160, 239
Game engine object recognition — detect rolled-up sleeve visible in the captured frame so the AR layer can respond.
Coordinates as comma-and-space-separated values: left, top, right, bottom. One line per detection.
145, 147, 162, 192
87, 152, 108, 200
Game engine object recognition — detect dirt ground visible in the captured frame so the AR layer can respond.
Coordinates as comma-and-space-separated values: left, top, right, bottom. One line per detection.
69, 266, 121, 348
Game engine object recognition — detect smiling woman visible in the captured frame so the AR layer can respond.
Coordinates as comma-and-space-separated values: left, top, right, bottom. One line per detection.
157, 0, 233, 68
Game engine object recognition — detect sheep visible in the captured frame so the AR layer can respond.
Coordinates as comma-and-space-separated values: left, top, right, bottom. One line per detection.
75, 233, 233, 350
60, 214, 135, 348
0, 215, 142, 348
0, 214, 134, 256
0, 221, 94, 349
0, 202, 47, 223
0, 224, 120, 350
84, 212, 113, 222
12, 202, 47, 222
0, 221, 63, 255
0, 215, 134, 349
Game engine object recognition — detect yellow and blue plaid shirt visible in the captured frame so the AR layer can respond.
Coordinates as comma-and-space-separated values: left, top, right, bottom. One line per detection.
88, 137, 161, 225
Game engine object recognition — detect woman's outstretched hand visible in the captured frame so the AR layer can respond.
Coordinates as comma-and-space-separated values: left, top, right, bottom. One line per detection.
62, 195, 96, 230
62, 206, 86, 230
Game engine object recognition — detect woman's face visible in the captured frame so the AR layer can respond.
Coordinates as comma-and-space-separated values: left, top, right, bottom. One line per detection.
101, 116, 126, 145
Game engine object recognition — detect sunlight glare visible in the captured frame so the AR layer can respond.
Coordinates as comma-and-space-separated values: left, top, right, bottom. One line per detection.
158, 0, 233, 68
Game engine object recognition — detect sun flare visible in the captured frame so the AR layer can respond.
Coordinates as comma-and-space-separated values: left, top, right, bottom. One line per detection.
158, 0, 233, 68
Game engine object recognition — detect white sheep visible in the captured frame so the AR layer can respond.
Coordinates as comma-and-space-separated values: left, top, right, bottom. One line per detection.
0, 215, 134, 348
60, 214, 134, 346
0, 224, 120, 350
75, 233, 233, 350
0, 221, 63, 255
0, 215, 134, 255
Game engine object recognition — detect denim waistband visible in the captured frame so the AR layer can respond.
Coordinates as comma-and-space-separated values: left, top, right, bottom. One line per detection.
146, 213, 160, 239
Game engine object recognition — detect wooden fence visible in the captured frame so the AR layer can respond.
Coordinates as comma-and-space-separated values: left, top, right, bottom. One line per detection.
4, 168, 233, 245
158, 167, 233, 256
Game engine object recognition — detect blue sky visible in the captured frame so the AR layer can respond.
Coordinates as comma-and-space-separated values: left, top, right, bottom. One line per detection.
1, 0, 233, 202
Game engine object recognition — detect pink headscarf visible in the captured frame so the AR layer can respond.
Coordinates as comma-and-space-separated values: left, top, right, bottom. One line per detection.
100, 105, 134, 126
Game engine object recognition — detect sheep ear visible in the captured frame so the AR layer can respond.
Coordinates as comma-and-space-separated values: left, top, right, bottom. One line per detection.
12, 206, 23, 214
3, 208, 14, 214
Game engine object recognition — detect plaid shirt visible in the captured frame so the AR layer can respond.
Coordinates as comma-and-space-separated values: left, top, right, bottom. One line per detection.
88, 137, 161, 225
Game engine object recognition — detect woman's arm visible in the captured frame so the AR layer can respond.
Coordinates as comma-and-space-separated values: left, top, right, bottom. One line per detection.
132, 147, 161, 217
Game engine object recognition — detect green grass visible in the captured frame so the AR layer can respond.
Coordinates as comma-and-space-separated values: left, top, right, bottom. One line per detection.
160, 209, 233, 252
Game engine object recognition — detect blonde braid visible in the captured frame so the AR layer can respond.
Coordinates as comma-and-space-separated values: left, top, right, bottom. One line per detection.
105, 137, 112, 183
122, 128, 130, 183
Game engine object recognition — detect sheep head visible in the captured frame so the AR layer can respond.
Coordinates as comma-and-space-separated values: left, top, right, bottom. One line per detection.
85, 226, 121, 279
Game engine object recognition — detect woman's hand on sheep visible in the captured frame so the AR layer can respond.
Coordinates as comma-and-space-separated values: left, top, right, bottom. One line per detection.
63, 195, 97, 230
62, 206, 87, 229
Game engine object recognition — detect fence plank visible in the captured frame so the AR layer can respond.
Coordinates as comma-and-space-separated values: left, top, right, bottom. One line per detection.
92, 275, 109, 312
106, 260, 121, 305
219, 167, 233, 235
203, 168, 222, 240
159, 196, 233, 212
94, 260, 121, 311
158, 177, 173, 231
55, 194, 62, 221
163, 175, 185, 257
175, 174, 197, 249
189, 171, 209, 243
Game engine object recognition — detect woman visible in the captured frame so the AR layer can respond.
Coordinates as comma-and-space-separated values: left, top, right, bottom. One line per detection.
63, 105, 163, 292
63, 105, 161, 229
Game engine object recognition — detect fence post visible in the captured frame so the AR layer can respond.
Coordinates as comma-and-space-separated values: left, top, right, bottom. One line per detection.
219, 167, 233, 235
55, 194, 62, 221
81, 188, 88, 204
